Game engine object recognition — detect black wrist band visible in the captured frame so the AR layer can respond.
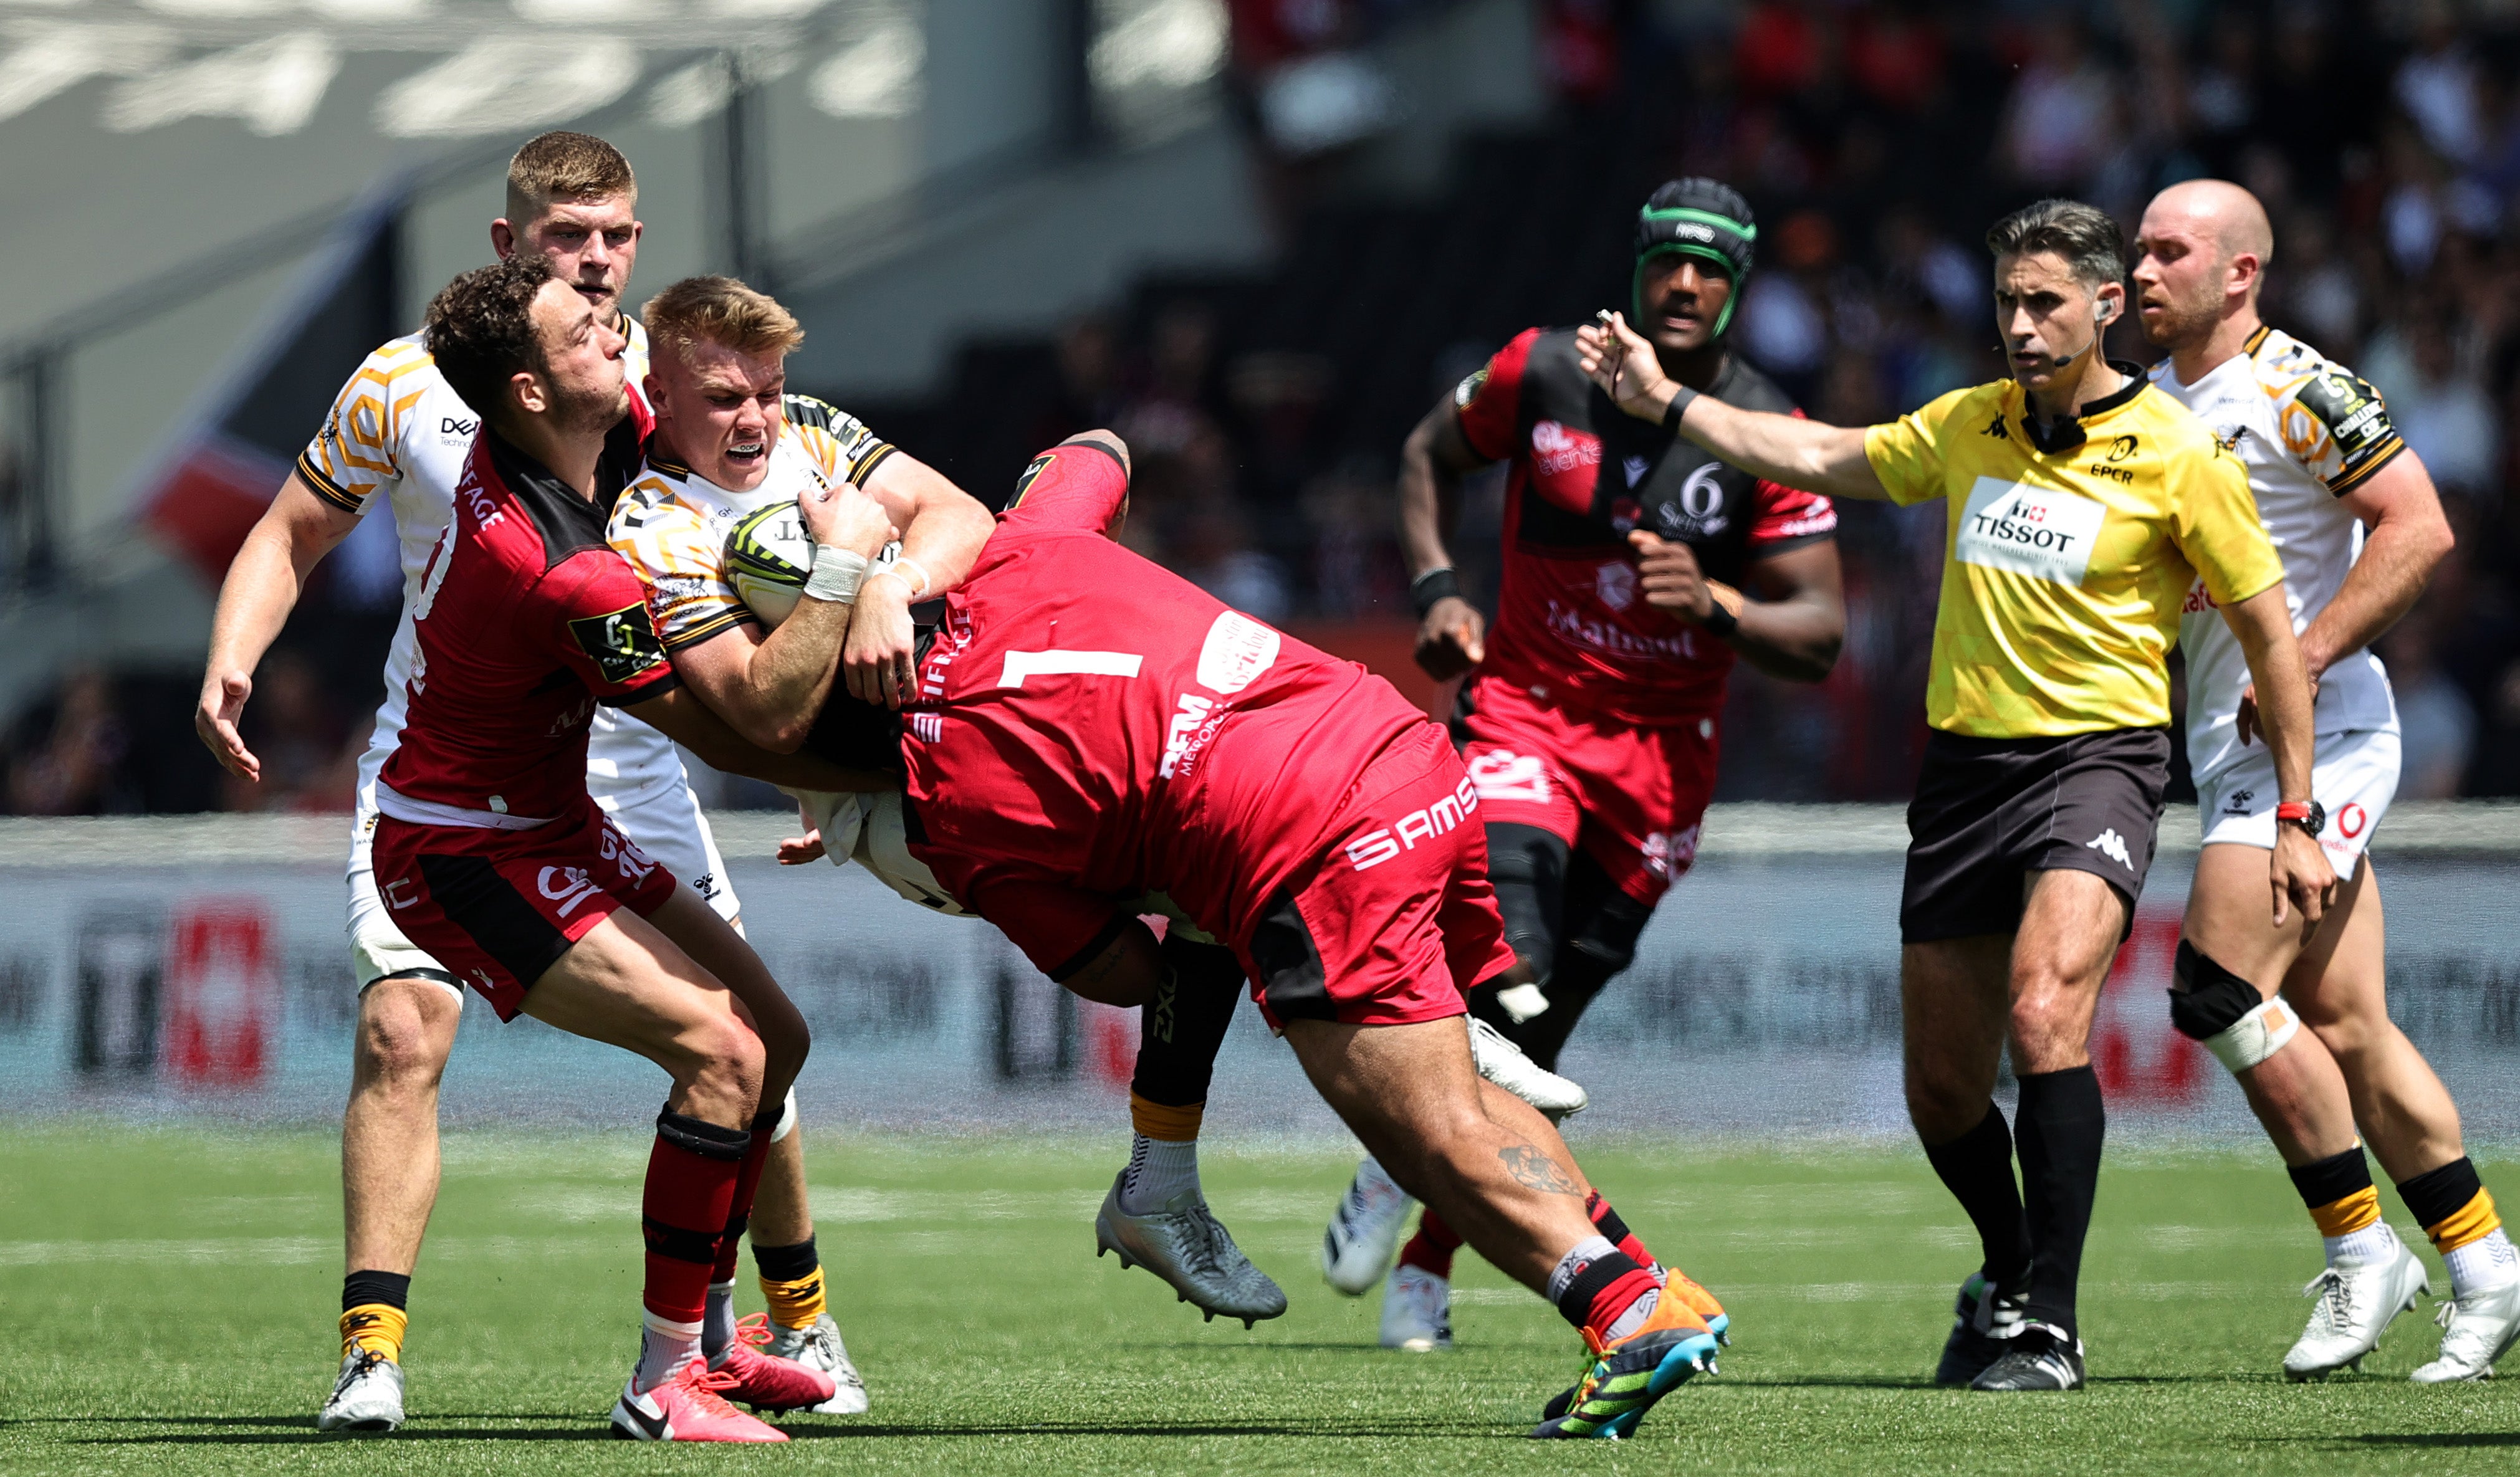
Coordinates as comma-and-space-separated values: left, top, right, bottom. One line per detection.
1701, 600, 1739, 638
1660, 385, 1701, 431
1410, 567, 1461, 618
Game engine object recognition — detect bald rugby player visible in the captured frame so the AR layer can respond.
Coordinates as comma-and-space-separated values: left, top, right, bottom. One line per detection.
2134, 179, 2518, 1381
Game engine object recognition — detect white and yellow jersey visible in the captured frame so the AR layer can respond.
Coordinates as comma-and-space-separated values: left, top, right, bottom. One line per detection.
300, 319, 690, 849
2151, 327, 2403, 786
607, 395, 896, 652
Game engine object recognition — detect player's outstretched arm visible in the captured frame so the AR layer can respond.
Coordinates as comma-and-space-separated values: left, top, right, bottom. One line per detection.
195, 472, 362, 781
1397, 397, 1495, 680
1575, 313, 1889, 501
847, 452, 997, 710
2217, 581, 2337, 927
625, 684, 892, 793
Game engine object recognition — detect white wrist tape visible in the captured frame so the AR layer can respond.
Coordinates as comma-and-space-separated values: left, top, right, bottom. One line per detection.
2203, 996, 2302, 1073
804, 545, 869, 605
886, 556, 932, 598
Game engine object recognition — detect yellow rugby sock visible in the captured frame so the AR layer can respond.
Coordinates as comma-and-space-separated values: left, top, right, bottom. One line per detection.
2310, 1187, 2382, 1238
1130, 1092, 1204, 1142
2426, 1188, 2500, 1255
754, 1235, 826, 1331
340, 1304, 407, 1362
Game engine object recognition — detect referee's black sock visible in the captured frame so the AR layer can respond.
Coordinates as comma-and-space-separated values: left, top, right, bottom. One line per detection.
2015, 1065, 2106, 1340
1921, 1105, 2031, 1291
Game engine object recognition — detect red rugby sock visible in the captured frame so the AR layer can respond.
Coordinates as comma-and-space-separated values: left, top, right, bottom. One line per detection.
1399, 1210, 1465, 1279
1588, 1191, 1663, 1278
643, 1109, 749, 1325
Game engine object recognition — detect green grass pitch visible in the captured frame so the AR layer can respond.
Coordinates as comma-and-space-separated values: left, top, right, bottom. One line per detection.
2, 1124, 2516, 1474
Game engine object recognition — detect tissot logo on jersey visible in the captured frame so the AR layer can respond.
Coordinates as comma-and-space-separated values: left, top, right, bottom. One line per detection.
1955, 477, 2106, 585
1344, 778, 1483, 871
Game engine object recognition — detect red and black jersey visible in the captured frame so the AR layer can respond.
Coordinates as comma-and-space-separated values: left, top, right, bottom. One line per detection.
376, 411, 676, 828
891, 443, 1429, 981
1455, 328, 1837, 725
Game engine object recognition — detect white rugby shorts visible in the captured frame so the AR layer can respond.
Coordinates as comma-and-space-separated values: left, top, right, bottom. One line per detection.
2197, 728, 2398, 881
346, 780, 740, 992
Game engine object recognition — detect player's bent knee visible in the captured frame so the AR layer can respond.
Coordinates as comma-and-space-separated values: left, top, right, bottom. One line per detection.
354, 975, 460, 1087
2170, 939, 2297, 1073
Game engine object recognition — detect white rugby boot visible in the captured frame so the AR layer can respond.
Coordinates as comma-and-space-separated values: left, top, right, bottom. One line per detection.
1323, 1157, 1416, 1295
2284, 1228, 2431, 1380
317, 1349, 405, 1433
762, 1313, 871, 1414
1095, 1172, 1288, 1327
1468, 1018, 1589, 1121
1381, 1263, 1454, 1352
2410, 1280, 2520, 1383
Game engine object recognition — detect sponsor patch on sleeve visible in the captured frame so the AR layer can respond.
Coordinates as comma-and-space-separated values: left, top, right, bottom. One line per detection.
568, 603, 670, 687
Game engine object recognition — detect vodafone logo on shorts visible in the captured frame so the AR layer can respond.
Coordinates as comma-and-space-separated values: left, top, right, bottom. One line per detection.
2338, 802, 2367, 839
1345, 778, 1482, 871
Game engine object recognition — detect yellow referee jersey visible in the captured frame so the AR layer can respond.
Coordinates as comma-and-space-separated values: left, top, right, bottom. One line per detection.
1864, 368, 2284, 739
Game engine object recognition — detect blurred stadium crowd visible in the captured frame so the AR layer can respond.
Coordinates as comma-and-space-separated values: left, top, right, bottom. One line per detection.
11, 0, 2520, 813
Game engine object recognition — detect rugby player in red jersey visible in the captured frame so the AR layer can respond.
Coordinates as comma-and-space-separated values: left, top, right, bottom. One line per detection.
1325, 179, 1847, 1349
795, 429, 1723, 1439
369, 255, 886, 1442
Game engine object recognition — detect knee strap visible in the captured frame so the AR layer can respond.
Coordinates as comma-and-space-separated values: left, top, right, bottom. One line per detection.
769, 1087, 798, 1144
2168, 940, 2299, 1072
1485, 822, 1569, 972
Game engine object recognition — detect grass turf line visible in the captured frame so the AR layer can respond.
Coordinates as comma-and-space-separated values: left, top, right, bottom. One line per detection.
1, 1124, 2514, 1474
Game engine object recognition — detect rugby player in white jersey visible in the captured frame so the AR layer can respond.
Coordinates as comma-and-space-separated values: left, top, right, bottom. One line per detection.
2135, 179, 2520, 1380
193, 133, 864, 1431
608, 276, 1286, 1324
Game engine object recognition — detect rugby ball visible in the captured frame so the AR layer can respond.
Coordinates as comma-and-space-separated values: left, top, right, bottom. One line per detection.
726, 502, 813, 628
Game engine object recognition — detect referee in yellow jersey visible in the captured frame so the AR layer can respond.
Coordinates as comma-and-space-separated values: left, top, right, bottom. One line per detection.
1578, 198, 2336, 1391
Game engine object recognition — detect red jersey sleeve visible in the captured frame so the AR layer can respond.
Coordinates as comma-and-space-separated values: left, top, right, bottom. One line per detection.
1747, 410, 1838, 550
968, 877, 1126, 982
999, 437, 1131, 535
1453, 328, 1540, 462
547, 552, 681, 707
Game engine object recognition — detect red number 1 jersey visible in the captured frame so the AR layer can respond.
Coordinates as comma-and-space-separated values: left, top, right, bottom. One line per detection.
900, 442, 1428, 980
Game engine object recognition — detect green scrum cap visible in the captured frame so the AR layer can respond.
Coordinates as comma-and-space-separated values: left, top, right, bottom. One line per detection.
1632, 178, 1757, 337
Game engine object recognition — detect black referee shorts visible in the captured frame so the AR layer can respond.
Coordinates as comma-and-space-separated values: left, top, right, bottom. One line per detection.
1899, 727, 2170, 944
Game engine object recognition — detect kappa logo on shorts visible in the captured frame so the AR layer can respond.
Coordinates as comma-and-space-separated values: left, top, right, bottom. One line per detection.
2086, 828, 2134, 870
1343, 778, 1482, 871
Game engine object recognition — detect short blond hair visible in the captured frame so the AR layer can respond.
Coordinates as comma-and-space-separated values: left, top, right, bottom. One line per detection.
505, 131, 636, 223
641, 276, 807, 364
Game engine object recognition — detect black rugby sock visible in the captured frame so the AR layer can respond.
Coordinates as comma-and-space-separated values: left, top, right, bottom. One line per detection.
2014, 1066, 2106, 1339
1129, 935, 1242, 1111
1922, 1105, 2032, 1291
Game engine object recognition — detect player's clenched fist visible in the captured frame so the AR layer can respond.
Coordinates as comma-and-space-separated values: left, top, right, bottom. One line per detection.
1630, 530, 1740, 628
1414, 595, 1486, 681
